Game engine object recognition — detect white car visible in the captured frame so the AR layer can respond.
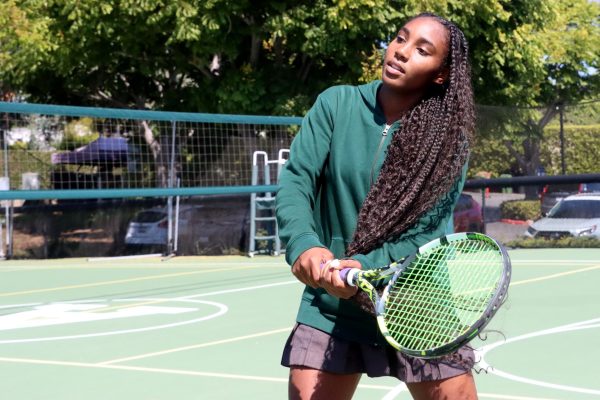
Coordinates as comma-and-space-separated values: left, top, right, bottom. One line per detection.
525, 194, 600, 239
125, 205, 203, 247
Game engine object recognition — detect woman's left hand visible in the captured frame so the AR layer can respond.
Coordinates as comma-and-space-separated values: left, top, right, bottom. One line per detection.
319, 258, 361, 299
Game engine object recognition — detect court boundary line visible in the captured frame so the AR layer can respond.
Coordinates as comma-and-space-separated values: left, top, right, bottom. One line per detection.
477, 318, 600, 396
0, 264, 275, 297
0, 280, 301, 344
0, 261, 286, 272
98, 327, 292, 365
88, 280, 298, 313
0, 299, 228, 344
85, 265, 600, 364
0, 355, 563, 399
509, 264, 600, 287
1, 254, 598, 399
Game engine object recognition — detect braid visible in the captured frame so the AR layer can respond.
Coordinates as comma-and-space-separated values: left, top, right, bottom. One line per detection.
347, 13, 474, 256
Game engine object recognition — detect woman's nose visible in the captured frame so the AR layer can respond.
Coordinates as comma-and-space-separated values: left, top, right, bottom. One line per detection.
394, 46, 408, 62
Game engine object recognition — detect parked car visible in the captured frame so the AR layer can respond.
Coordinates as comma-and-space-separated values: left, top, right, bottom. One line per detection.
540, 182, 600, 215
525, 193, 600, 239
453, 193, 483, 232
125, 205, 203, 251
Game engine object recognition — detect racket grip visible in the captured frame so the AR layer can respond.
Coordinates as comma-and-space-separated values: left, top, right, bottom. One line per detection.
339, 268, 350, 283
339, 268, 359, 287
322, 260, 359, 287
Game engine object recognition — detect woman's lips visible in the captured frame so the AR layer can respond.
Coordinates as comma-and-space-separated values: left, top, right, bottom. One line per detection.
385, 62, 406, 77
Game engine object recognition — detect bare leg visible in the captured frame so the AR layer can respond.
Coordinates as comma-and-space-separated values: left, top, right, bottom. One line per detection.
288, 366, 361, 400
406, 372, 477, 400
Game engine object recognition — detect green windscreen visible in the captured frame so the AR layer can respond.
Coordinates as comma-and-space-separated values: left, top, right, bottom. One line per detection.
383, 238, 505, 353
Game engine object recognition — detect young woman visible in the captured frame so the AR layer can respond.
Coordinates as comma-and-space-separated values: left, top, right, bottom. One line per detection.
276, 13, 476, 400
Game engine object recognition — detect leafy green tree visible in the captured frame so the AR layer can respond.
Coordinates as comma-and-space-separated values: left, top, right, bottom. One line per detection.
1, 0, 598, 191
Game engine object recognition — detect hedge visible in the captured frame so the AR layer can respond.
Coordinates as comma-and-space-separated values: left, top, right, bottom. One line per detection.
542, 124, 600, 175
500, 200, 541, 221
506, 236, 600, 248
469, 124, 600, 178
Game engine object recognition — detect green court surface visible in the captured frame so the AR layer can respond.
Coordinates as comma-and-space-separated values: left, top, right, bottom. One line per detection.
0, 249, 598, 400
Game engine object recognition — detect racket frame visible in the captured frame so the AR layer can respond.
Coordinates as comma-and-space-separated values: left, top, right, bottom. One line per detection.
347, 232, 511, 358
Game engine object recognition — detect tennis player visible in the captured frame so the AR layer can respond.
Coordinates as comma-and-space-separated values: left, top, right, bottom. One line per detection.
276, 12, 477, 400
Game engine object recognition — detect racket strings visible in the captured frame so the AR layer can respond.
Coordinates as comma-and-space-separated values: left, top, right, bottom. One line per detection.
383, 238, 504, 352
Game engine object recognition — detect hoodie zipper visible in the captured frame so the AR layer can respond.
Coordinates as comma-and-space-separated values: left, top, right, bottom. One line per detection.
370, 124, 391, 186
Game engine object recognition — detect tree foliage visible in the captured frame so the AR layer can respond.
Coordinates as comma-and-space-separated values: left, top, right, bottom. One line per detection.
1, 0, 598, 192
2, 0, 597, 113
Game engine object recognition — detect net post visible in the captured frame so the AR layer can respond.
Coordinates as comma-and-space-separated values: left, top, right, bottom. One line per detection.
480, 188, 486, 234
166, 120, 178, 256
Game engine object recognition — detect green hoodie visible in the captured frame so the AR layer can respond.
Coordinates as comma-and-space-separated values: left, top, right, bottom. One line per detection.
276, 80, 467, 344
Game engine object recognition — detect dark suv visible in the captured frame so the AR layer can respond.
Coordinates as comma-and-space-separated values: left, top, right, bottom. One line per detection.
540, 182, 600, 215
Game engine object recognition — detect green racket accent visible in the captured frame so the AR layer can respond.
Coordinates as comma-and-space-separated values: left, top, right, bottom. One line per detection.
352, 232, 511, 358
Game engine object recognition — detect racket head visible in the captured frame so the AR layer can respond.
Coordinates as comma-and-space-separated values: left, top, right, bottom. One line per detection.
376, 232, 511, 358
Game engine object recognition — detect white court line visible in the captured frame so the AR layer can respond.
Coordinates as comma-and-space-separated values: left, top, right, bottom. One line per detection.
510, 264, 600, 287
87, 254, 163, 262
179, 280, 298, 299
509, 260, 600, 265
95, 281, 300, 364
99, 327, 292, 365
85, 280, 299, 314
0, 355, 392, 390
477, 318, 600, 396
0, 281, 299, 344
0, 355, 563, 399
478, 395, 562, 400
382, 383, 407, 399
0, 299, 228, 344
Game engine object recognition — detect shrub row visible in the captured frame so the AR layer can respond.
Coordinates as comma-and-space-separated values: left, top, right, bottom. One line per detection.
470, 124, 600, 178
506, 237, 600, 248
500, 200, 540, 221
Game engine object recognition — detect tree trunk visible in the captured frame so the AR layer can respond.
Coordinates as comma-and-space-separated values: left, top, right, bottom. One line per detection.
141, 121, 168, 188
504, 103, 560, 199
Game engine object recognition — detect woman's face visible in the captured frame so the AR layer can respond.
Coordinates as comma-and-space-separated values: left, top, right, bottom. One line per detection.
382, 16, 449, 94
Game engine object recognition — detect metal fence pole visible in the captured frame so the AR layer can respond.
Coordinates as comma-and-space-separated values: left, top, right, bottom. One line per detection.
166, 121, 177, 255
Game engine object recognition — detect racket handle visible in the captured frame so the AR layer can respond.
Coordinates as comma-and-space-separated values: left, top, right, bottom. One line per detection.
321, 260, 359, 287
339, 268, 360, 287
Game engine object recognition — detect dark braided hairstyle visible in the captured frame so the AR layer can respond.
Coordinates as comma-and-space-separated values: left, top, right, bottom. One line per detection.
346, 13, 475, 257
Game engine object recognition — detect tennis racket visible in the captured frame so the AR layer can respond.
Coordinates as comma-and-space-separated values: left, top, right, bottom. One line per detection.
335, 232, 511, 358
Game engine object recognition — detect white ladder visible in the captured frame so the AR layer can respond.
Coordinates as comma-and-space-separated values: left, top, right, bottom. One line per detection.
248, 149, 289, 257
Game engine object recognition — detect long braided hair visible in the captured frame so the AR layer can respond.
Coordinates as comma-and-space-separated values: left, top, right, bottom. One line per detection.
346, 13, 475, 257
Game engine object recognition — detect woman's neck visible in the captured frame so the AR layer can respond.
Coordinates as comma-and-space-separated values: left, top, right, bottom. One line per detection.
378, 85, 424, 124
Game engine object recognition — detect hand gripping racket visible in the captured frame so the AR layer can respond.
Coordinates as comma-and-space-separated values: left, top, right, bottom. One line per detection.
336, 232, 511, 358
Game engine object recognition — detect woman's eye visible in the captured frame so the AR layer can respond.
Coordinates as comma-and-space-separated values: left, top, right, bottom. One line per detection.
397, 35, 406, 43
417, 48, 429, 56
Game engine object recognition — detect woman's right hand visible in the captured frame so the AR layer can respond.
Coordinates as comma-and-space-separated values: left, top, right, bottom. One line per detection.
292, 247, 334, 289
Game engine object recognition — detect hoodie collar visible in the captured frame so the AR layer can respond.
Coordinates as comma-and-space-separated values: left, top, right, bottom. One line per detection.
358, 80, 386, 125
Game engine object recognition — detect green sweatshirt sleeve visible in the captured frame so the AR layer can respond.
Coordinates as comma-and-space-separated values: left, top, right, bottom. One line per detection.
276, 92, 335, 266
350, 162, 469, 269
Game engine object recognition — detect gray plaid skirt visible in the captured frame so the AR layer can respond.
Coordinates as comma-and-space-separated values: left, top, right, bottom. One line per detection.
281, 323, 475, 383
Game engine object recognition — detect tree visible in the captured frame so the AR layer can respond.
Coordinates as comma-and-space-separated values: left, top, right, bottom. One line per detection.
1, 1, 598, 191
466, 0, 599, 197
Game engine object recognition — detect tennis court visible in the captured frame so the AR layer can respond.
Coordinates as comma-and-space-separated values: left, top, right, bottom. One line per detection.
0, 249, 598, 400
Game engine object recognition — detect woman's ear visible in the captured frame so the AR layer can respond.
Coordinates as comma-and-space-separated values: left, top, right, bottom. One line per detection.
434, 67, 450, 85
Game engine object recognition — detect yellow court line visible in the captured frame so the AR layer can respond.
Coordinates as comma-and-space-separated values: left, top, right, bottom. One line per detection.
0, 265, 258, 298
511, 260, 600, 265
0, 356, 564, 399
455, 264, 600, 296
0, 355, 288, 383
98, 264, 600, 365
98, 327, 292, 365
510, 264, 600, 287
0, 263, 283, 272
